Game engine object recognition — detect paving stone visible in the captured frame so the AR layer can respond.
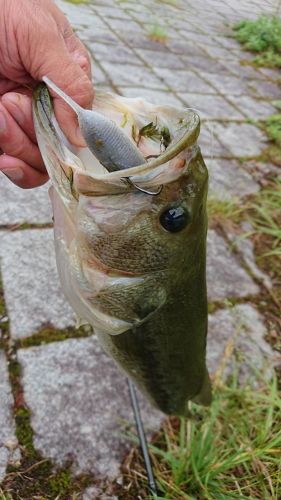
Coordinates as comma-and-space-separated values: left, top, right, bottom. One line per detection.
55, 0, 97, 27
221, 60, 265, 80
166, 39, 206, 57
100, 62, 168, 90
201, 72, 250, 95
92, 4, 132, 19
207, 305, 277, 383
208, 159, 260, 200
198, 123, 231, 158
180, 93, 244, 119
79, 27, 120, 45
89, 42, 143, 66
211, 122, 267, 157
215, 36, 241, 50
203, 44, 239, 60
0, 174, 52, 225
249, 79, 281, 100
117, 31, 168, 52
0, 351, 20, 481
18, 337, 162, 477
91, 61, 112, 87
227, 224, 272, 289
207, 230, 259, 300
0, 229, 75, 339
154, 67, 216, 93
104, 17, 144, 33
135, 48, 185, 70
227, 95, 276, 120
119, 87, 183, 107
258, 67, 281, 80
181, 55, 230, 75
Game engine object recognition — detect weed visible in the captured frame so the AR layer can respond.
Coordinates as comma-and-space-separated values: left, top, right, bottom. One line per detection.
148, 24, 168, 43
126, 376, 281, 499
233, 16, 281, 68
207, 197, 243, 227
266, 113, 281, 147
246, 178, 281, 258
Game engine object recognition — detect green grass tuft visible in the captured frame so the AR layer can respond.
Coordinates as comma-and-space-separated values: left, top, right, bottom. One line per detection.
266, 114, 281, 147
142, 376, 281, 499
246, 178, 281, 258
148, 24, 168, 43
233, 15, 281, 68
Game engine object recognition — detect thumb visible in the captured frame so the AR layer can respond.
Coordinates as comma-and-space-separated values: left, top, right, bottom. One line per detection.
39, 47, 93, 146
22, 24, 94, 146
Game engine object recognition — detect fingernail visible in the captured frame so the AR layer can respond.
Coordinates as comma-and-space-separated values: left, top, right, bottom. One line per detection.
0, 111, 6, 133
1, 167, 24, 181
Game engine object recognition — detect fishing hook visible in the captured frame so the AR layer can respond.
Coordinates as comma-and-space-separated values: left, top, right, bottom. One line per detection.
121, 177, 163, 196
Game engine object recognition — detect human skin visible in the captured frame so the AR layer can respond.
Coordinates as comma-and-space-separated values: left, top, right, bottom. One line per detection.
0, 0, 94, 188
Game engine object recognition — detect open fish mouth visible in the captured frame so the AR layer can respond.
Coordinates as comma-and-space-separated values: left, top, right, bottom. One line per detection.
33, 83, 201, 197
33, 83, 210, 415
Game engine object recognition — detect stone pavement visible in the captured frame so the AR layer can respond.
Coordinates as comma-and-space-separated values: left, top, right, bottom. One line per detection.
0, 0, 279, 495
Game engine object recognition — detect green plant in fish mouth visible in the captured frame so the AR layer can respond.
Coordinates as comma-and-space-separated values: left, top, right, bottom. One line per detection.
233, 15, 281, 68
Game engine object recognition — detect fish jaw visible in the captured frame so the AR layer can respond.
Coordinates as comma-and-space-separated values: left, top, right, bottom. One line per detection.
33, 83, 211, 415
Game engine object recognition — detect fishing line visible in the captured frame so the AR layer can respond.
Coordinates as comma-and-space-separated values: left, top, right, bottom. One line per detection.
127, 379, 160, 498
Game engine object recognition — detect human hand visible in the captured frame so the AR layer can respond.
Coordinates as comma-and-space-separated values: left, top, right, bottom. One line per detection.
0, 0, 93, 188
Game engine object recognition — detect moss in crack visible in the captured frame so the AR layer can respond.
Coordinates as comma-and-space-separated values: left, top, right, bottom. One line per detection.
0, 222, 53, 231
16, 324, 93, 349
4, 358, 95, 499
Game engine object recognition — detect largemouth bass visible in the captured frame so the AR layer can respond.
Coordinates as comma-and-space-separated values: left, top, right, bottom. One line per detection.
33, 82, 211, 415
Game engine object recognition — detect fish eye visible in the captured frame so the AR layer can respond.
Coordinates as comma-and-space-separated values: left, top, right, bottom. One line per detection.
160, 206, 190, 233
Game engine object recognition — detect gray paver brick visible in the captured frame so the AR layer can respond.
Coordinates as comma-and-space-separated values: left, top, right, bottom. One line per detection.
211, 122, 267, 157
119, 87, 183, 107
0, 229, 75, 339
249, 79, 281, 100
55, 0, 97, 27
201, 72, 250, 96
101, 62, 168, 89
180, 93, 244, 119
208, 159, 260, 200
89, 42, 143, 66
181, 55, 230, 75
135, 48, 185, 70
207, 230, 259, 300
154, 67, 216, 93
227, 95, 276, 120
0, 175, 52, 225
198, 124, 231, 158
18, 337, 162, 477
207, 305, 276, 383
0, 351, 20, 481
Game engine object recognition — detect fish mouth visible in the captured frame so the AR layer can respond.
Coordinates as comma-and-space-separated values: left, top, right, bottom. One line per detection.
33, 83, 201, 198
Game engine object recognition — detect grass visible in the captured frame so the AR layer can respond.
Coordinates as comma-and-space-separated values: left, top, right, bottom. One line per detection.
207, 197, 243, 228
207, 177, 281, 260
127, 375, 281, 499
233, 15, 281, 68
246, 178, 281, 259
148, 24, 169, 43
266, 114, 281, 147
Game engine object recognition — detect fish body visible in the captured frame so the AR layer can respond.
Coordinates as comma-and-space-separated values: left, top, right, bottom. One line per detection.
33, 83, 211, 415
